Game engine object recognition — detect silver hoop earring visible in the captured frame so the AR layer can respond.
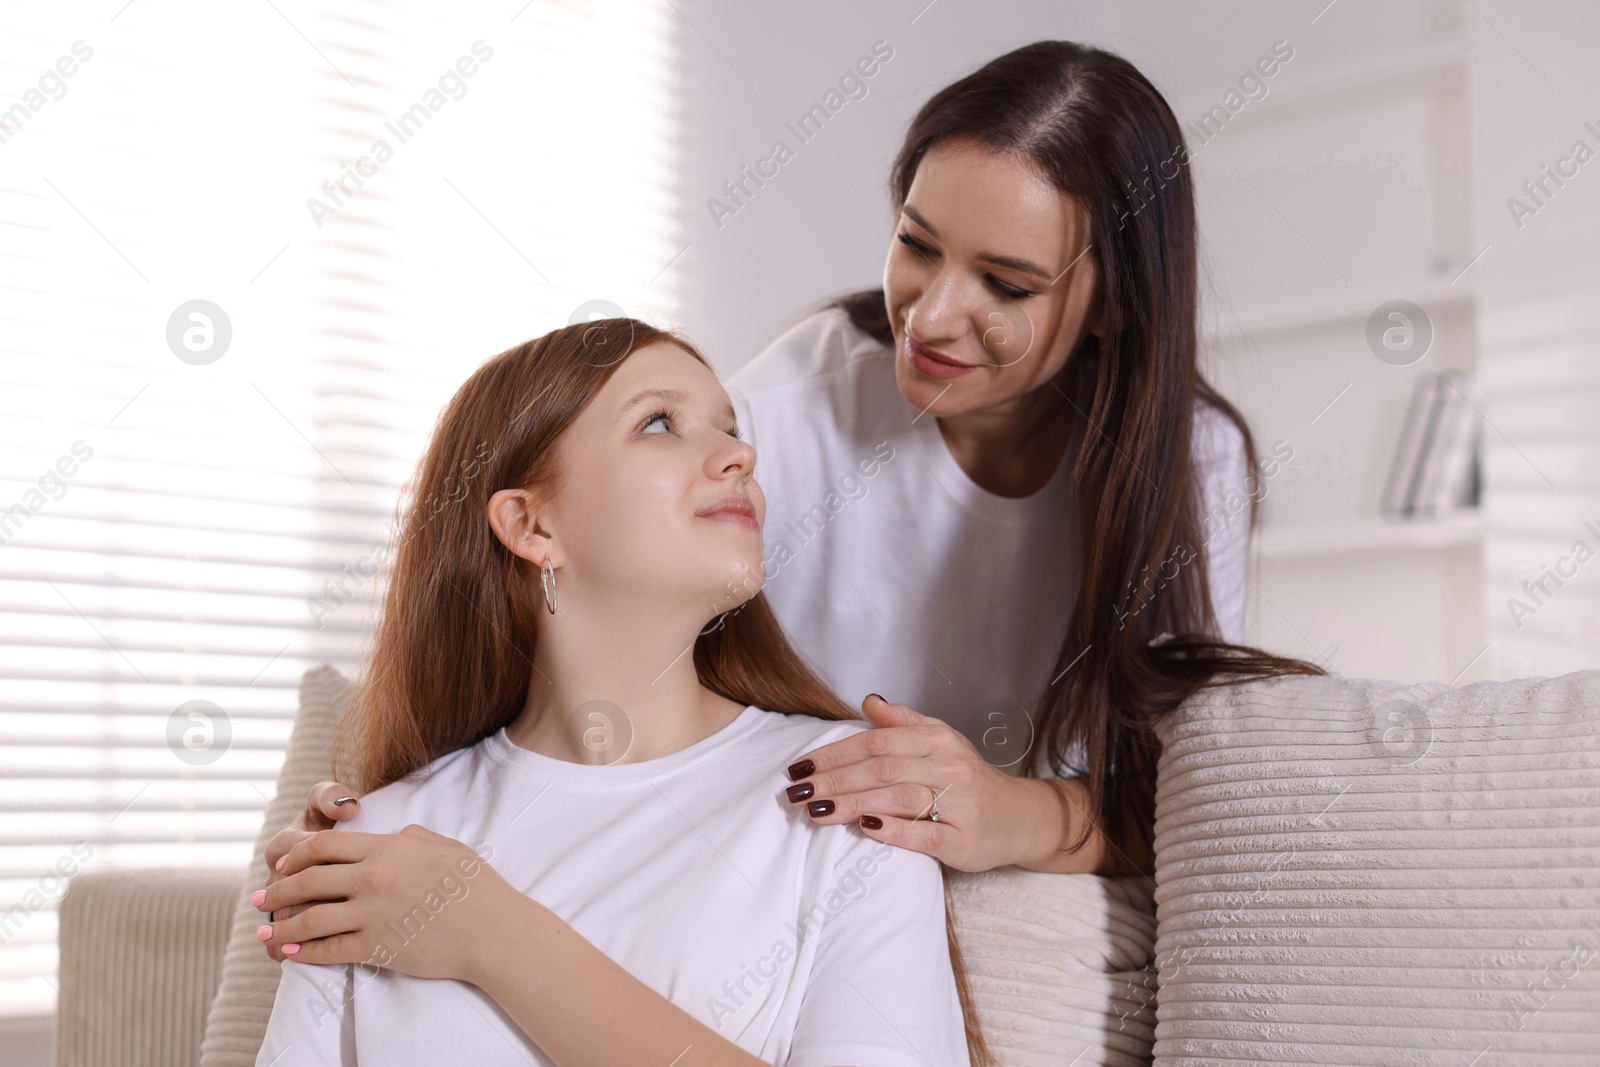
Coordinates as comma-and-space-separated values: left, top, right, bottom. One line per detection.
540, 559, 557, 615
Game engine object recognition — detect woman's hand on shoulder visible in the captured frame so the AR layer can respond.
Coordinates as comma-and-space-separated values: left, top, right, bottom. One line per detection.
783, 694, 1114, 874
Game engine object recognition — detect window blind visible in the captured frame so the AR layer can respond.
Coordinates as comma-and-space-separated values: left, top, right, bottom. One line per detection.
0, 0, 683, 1017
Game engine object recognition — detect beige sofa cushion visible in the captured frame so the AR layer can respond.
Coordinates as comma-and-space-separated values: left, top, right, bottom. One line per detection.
1150, 670, 1600, 1065
945, 869, 1157, 1066
55, 867, 238, 1067
198, 664, 352, 1067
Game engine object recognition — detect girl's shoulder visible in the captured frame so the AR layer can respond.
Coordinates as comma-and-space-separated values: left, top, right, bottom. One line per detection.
741, 706, 874, 767
331, 742, 485, 834
751, 705, 871, 740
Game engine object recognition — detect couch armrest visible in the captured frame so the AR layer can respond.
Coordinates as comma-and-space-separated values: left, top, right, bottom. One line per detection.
54, 867, 243, 1067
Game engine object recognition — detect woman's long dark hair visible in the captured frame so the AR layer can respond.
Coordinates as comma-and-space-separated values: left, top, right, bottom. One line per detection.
825, 40, 1326, 868
331, 318, 996, 1066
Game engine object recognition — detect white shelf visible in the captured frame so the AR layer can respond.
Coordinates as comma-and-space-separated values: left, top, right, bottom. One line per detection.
1201, 281, 1481, 349
1256, 510, 1484, 561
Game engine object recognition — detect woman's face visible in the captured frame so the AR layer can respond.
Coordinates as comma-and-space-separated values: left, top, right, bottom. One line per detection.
496, 340, 766, 623
883, 136, 1100, 419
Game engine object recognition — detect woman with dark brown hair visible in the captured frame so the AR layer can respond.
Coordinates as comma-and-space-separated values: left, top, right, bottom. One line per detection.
255, 319, 985, 1065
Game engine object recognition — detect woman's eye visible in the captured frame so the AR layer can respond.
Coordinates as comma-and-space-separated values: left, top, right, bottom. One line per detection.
642, 410, 673, 434
897, 232, 930, 256
988, 277, 1033, 300
900, 231, 1032, 299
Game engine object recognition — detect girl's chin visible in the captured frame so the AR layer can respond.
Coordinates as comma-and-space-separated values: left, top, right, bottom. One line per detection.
704, 553, 766, 604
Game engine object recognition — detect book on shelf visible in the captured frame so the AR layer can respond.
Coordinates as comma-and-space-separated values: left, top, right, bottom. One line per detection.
1380, 370, 1481, 519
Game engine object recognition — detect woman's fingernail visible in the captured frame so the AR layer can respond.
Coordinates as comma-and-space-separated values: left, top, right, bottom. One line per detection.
861, 815, 883, 830
251, 890, 267, 909
334, 796, 357, 806
867, 693, 885, 703
275, 855, 287, 872
807, 799, 834, 818
283, 943, 301, 956
786, 782, 815, 803
787, 759, 814, 781
256, 925, 273, 942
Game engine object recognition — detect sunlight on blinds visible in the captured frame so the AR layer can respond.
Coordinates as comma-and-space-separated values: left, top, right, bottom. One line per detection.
0, 0, 682, 1017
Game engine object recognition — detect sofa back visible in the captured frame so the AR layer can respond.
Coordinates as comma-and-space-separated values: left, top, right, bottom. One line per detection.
1151, 669, 1600, 1064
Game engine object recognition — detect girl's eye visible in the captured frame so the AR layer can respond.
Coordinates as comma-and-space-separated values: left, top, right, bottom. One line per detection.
642, 409, 673, 434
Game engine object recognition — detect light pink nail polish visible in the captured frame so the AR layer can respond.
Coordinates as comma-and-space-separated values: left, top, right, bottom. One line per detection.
275, 855, 287, 872
256, 925, 273, 942
283, 943, 300, 955
251, 889, 266, 908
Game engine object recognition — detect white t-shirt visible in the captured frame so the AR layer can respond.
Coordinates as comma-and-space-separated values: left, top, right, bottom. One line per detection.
726, 306, 1251, 777
257, 706, 971, 1067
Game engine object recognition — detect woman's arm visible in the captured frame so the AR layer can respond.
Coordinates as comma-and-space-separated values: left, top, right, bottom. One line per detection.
1013, 776, 1150, 876
260, 826, 773, 1066
788, 695, 1126, 876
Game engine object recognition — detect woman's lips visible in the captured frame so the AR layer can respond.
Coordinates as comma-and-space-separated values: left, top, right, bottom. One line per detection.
907, 338, 979, 379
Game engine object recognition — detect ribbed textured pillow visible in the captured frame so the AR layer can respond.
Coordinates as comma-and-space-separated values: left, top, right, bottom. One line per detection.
198, 664, 352, 1067
56, 867, 239, 1067
1151, 670, 1600, 1065
945, 869, 1157, 1066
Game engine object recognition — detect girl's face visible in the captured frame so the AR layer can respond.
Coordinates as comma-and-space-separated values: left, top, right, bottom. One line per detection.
883, 136, 1101, 419
501, 340, 765, 622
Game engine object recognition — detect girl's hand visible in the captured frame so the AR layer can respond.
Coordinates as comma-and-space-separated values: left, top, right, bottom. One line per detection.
784, 694, 1109, 874
259, 781, 362, 962
253, 824, 523, 981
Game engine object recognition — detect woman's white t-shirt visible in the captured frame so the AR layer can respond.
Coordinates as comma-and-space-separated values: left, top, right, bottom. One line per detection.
725, 306, 1251, 776
257, 706, 971, 1067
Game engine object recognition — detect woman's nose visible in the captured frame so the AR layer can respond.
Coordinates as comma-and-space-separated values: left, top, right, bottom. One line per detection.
910, 278, 971, 340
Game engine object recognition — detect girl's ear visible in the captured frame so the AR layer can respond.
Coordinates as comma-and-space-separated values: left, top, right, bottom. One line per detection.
486, 488, 557, 567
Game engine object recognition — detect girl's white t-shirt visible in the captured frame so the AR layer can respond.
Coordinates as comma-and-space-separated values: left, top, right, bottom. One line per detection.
257, 706, 971, 1067
725, 306, 1252, 777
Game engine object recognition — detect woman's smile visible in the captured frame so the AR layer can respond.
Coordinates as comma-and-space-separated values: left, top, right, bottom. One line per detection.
906, 336, 979, 379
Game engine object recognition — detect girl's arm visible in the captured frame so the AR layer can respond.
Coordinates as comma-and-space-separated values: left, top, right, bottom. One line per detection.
255, 959, 354, 1066
463, 892, 772, 1066
466, 838, 968, 1067
260, 826, 773, 1066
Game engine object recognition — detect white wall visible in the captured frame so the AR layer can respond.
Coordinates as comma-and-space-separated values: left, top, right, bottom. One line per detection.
673, 0, 1461, 368
1471, 2, 1600, 678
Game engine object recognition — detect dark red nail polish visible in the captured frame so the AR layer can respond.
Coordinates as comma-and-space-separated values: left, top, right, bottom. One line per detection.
807, 799, 834, 817
786, 782, 814, 802
860, 815, 882, 830
787, 759, 814, 781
